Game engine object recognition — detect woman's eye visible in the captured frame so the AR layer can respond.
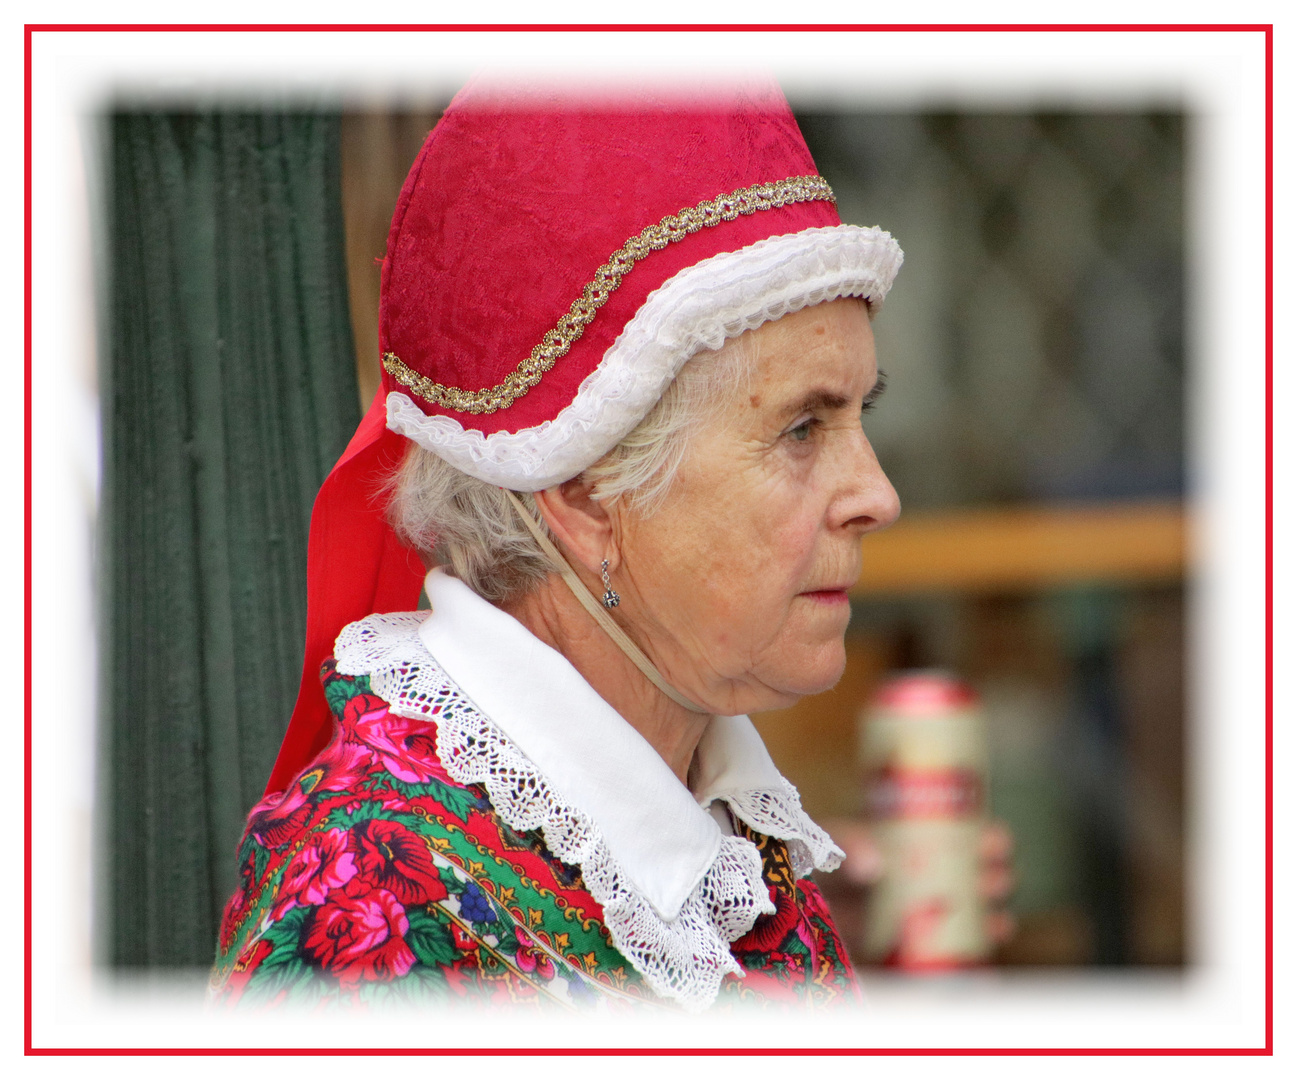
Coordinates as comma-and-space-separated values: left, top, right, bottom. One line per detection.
788, 419, 814, 442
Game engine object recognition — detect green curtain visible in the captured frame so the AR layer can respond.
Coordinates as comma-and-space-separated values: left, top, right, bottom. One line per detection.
98, 112, 361, 967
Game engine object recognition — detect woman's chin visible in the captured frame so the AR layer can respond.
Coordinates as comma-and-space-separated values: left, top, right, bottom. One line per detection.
765, 641, 848, 701
716, 656, 844, 716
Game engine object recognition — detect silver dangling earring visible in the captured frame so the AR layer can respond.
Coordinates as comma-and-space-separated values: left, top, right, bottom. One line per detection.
600, 559, 620, 609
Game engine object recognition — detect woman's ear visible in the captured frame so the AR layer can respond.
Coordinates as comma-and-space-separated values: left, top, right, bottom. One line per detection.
531, 479, 616, 575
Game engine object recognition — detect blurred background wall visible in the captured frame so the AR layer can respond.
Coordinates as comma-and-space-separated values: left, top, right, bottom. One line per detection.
96, 101, 1187, 972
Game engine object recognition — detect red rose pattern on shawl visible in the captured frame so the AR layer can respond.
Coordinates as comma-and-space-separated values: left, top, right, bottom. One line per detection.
349, 818, 447, 906
209, 657, 859, 1011
302, 886, 417, 988
272, 827, 358, 919
345, 698, 455, 786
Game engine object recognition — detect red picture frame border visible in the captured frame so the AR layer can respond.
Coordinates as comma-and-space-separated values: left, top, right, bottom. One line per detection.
22, 23, 1276, 1052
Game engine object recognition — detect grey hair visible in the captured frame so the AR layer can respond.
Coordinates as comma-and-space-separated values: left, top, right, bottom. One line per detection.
387, 332, 755, 604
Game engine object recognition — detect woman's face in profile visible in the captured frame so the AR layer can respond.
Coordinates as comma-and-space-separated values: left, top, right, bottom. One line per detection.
614, 297, 901, 717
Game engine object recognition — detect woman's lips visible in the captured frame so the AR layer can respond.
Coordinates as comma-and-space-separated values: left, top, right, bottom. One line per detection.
800, 588, 851, 604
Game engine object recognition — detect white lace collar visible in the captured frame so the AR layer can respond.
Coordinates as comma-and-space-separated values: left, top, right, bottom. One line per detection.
333, 569, 842, 1011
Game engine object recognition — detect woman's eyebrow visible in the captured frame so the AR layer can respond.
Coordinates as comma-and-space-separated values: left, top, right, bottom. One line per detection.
781, 372, 888, 419
779, 390, 851, 420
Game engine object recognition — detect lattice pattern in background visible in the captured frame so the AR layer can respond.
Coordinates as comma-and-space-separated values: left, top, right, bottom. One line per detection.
798, 111, 1185, 510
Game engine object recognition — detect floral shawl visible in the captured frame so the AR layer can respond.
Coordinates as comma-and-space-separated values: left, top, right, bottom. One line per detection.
210, 654, 859, 1012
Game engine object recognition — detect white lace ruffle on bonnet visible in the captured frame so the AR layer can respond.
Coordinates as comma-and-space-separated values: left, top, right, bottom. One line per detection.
387, 224, 903, 491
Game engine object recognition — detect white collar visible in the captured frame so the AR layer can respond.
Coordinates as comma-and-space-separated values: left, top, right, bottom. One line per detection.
333, 569, 842, 1010
420, 568, 804, 919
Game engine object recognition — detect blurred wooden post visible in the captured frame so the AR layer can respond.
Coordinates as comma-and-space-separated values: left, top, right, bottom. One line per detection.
851, 501, 1186, 596
339, 109, 446, 411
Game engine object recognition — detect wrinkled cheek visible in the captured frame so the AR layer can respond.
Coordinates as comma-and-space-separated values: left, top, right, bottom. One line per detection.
719, 529, 812, 613
747, 512, 819, 593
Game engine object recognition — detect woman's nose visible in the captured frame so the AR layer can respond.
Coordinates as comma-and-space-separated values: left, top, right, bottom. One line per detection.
839, 431, 901, 535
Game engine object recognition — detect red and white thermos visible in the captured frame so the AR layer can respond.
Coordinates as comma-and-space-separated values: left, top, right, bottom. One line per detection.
859, 670, 991, 969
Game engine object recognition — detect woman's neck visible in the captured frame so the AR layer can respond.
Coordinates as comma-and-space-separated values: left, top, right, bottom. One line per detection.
501, 576, 712, 786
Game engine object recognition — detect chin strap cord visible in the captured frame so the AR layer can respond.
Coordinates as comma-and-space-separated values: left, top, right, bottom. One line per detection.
502, 488, 712, 715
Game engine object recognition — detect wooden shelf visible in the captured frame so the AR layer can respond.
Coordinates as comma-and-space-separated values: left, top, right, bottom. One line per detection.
851, 499, 1187, 596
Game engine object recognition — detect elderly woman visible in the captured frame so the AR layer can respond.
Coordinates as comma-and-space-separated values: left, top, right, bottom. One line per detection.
210, 79, 907, 1012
